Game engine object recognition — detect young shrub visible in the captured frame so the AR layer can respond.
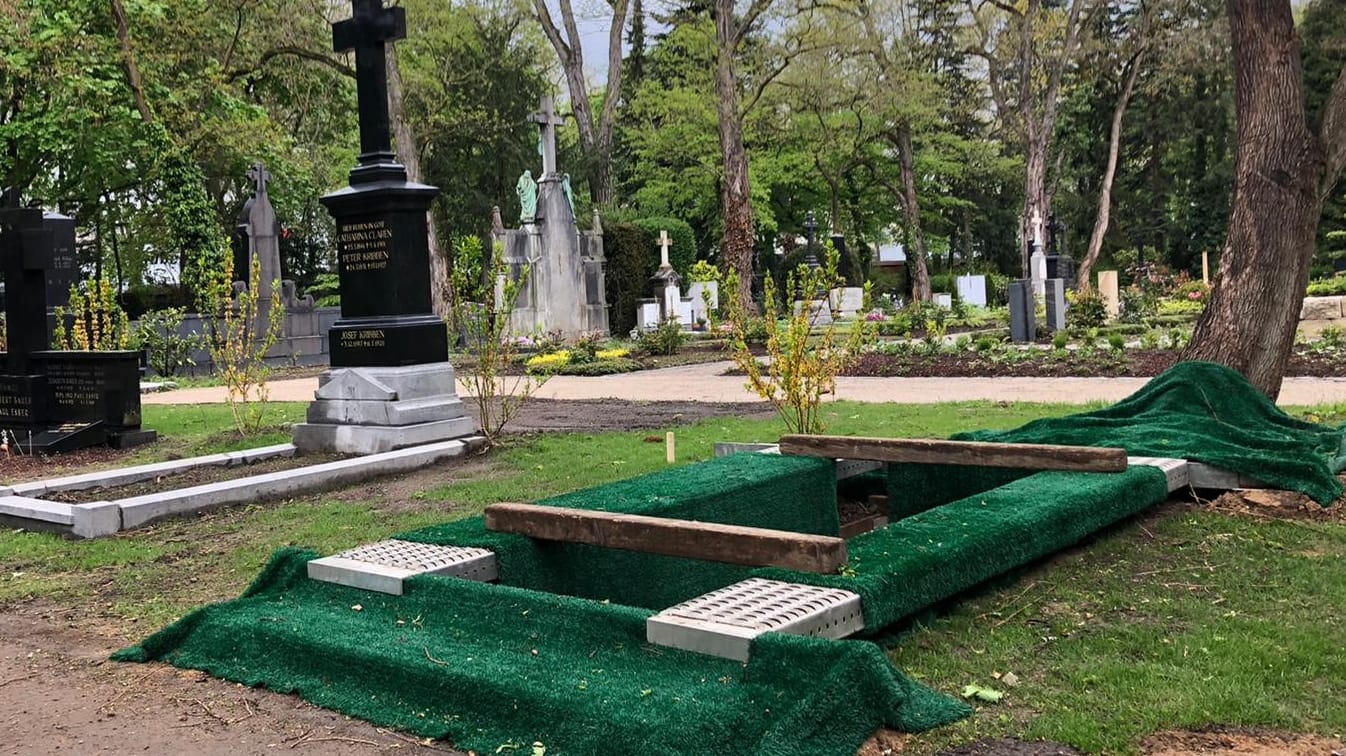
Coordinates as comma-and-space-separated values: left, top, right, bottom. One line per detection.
1140, 330, 1161, 350
525, 351, 571, 373
52, 278, 134, 351
639, 318, 684, 356
451, 236, 549, 444
1066, 289, 1108, 330
204, 255, 284, 436
1052, 331, 1069, 351
726, 244, 875, 434
137, 307, 202, 377
1107, 333, 1126, 352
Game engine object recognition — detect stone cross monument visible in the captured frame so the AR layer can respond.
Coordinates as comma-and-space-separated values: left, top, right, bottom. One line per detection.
293, 0, 473, 455
1029, 208, 1047, 296
650, 229, 681, 322
245, 162, 281, 341
528, 96, 565, 179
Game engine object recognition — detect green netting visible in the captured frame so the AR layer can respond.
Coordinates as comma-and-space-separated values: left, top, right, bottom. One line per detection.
886, 361, 1346, 511
114, 548, 970, 756
397, 452, 839, 610
956, 361, 1346, 504
760, 466, 1170, 630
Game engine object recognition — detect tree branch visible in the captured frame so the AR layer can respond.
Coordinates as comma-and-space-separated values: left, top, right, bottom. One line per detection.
734, 0, 775, 48
226, 46, 354, 81
1318, 62, 1346, 203
531, 0, 573, 65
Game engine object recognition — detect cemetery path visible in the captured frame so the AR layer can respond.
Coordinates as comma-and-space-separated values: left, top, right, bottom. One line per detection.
144, 361, 1346, 407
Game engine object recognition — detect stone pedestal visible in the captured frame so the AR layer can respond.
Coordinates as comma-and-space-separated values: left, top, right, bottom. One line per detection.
1044, 278, 1067, 332
1008, 279, 1036, 343
1030, 251, 1047, 297
293, 363, 473, 455
1097, 271, 1120, 319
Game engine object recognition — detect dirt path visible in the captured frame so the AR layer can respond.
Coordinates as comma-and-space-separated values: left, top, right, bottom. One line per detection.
0, 610, 460, 756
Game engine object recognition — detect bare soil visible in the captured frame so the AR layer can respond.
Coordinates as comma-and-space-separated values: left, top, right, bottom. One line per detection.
40, 453, 344, 504
842, 349, 1346, 379
1142, 727, 1345, 755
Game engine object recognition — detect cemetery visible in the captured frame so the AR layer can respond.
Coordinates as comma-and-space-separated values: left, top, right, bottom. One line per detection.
4, 0, 1346, 754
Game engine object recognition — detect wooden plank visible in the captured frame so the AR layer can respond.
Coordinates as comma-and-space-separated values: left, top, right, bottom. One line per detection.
483, 502, 848, 574
779, 435, 1129, 473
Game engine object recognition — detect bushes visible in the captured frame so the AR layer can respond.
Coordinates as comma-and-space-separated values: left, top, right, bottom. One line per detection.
1066, 290, 1108, 330
1307, 276, 1346, 296
603, 216, 698, 336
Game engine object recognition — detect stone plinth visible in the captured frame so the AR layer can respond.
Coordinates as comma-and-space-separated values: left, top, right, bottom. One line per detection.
292, 363, 473, 455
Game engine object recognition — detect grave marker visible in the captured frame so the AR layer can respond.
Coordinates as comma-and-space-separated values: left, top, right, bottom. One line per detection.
293, 0, 473, 454
1098, 270, 1120, 318
0, 197, 153, 452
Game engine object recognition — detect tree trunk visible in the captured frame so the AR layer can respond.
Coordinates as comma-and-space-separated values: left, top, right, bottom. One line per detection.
715, 0, 754, 310
896, 123, 932, 302
386, 46, 450, 317
1181, 0, 1329, 398
1021, 135, 1048, 278
110, 0, 153, 124
532, 0, 628, 206
1076, 54, 1142, 292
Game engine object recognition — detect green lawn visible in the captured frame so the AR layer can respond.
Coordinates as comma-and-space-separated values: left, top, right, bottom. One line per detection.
1, 398, 1343, 754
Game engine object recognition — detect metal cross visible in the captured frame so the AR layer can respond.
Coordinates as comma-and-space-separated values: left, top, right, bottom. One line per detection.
528, 96, 565, 177
332, 0, 407, 165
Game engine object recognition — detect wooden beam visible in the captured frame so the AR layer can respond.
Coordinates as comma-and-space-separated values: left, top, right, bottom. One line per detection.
483, 503, 848, 574
778, 435, 1129, 473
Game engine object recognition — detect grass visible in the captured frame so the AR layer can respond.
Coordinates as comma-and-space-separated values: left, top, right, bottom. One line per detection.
893, 506, 1346, 754
2, 398, 1344, 753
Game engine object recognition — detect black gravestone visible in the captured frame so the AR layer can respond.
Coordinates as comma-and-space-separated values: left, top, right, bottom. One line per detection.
320, 0, 446, 368
0, 201, 155, 453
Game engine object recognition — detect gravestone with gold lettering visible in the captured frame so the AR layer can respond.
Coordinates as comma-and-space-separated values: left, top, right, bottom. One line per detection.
0, 192, 155, 453
292, 0, 473, 454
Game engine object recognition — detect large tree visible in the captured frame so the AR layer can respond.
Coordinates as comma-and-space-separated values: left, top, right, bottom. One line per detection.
532, 0, 630, 205
1181, 0, 1346, 397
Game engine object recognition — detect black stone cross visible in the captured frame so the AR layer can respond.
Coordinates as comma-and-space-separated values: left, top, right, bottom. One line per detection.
332, 0, 407, 173
528, 96, 565, 177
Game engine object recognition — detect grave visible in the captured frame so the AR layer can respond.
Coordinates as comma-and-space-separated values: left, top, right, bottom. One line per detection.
635, 229, 712, 331
1044, 278, 1067, 332
0, 194, 155, 454
1097, 270, 1120, 319
493, 96, 608, 339
955, 274, 987, 307
1008, 279, 1036, 342
231, 162, 324, 364
291, 0, 473, 455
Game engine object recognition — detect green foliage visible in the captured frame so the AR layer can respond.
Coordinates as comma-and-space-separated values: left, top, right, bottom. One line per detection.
1052, 331, 1069, 351
307, 273, 342, 307
601, 220, 653, 336
136, 308, 202, 377
1307, 276, 1346, 296
1066, 289, 1108, 329
205, 254, 285, 436
1107, 333, 1126, 351
450, 238, 547, 444
638, 318, 685, 356
727, 245, 875, 434
161, 150, 230, 309
52, 279, 134, 351
631, 217, 696, 281
688, 260, 719, 283
553, 358, 642, 376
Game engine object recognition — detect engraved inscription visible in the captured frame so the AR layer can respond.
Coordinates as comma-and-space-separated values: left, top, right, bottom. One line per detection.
339, 329, 387, 350
337, 219, 393, 272
46, 362, 103, 409
0, 392, 33, 421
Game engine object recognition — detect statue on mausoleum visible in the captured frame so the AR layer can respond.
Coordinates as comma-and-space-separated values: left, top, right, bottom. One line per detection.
516, 170, 538, 223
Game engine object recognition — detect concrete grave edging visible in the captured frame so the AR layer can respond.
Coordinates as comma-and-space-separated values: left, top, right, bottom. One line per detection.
6, 443, 297, 498
117, 436, 487, 530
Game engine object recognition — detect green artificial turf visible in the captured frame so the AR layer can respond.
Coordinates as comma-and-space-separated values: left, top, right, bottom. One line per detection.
115, 548, 971, 756
114, 362, 1346, 755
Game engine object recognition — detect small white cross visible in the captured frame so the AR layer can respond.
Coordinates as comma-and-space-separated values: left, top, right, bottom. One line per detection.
659, 229, 671, 268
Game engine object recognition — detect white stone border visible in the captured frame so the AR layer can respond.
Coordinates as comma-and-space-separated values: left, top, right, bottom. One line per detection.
0, 437, 485, 538
0, 444, 297, 498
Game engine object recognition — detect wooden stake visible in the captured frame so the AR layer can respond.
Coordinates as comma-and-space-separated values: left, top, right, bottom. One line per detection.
1202, 250, 1210, 284
666, 431, 675, 464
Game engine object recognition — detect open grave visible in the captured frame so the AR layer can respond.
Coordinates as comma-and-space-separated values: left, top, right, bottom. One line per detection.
111, 362, 1346, 756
